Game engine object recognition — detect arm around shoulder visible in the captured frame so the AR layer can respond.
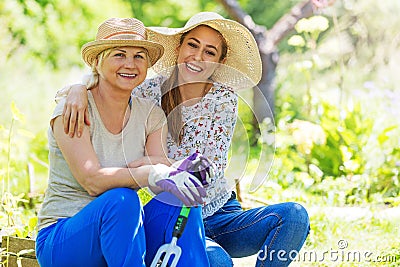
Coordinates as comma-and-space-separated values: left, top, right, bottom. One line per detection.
59, 84, 91, 137
51, 116, 150, 195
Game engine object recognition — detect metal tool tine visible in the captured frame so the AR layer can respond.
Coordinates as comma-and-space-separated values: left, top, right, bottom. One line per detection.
150, 237, 182, 267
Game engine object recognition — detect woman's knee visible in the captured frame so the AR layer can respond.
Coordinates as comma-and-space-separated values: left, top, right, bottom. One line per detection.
206, 238, 233, 267
279, 202, 310, 229
100, 188, 141, 215
285, 202, 308, 218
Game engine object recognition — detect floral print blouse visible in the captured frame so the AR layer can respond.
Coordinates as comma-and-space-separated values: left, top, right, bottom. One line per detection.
134, 75, 238, 218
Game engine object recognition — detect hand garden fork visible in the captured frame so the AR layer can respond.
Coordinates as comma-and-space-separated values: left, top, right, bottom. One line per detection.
150, 206, 191, 267
151, 153, 212, 267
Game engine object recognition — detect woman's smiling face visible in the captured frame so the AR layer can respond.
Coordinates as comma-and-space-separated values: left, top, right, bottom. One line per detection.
176, 25, 227, 84
97, 46, 149, 91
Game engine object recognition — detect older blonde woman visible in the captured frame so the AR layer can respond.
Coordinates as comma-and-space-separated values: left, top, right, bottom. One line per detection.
36, 18, 211, 267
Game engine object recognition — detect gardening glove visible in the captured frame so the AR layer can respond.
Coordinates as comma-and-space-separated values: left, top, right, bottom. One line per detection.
171, 152, 215, 187
148, 164, 206, 207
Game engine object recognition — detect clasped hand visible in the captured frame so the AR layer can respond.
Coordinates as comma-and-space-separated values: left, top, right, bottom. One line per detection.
148, 153, 215, 206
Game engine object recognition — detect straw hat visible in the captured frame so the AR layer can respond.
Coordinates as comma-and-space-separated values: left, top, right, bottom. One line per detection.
81, 18, 164, 67
147, 12, 262, 89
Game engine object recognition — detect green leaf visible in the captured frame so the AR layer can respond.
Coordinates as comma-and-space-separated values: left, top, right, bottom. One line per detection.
10, 101, 25, 122
28, 216, 38, 232
378, 125, 398, 145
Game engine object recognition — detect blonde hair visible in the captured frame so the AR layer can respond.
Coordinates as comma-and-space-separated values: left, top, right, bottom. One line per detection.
85, 48, 113, 89
85, 47, 150, 89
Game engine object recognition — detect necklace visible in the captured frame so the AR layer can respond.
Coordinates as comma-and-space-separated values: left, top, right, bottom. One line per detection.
202, 79, 213, 97
202, 82, 209, 97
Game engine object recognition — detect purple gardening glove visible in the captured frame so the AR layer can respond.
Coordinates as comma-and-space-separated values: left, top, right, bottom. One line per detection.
148, 164, 206, 206
171, 153, 215, 187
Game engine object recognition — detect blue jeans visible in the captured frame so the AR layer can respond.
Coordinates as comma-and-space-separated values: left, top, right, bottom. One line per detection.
144, 192, 209, 266
204, 193, 310, 267
36, 188, 209, 267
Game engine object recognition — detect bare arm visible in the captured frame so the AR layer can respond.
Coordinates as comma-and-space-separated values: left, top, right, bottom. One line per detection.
53, 112, 206, 206
128, 156, 175, 168
129, 124, 172, 169
53, 116, 151, 195
57, 84, 90, 138
128, 125, 175, 168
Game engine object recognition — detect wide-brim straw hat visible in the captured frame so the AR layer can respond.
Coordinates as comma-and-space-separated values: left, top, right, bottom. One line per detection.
81, 18, 164, 67
147, 12, 262, 90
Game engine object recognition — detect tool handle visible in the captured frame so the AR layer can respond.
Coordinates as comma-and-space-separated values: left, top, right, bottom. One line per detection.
172, 206, 191, 239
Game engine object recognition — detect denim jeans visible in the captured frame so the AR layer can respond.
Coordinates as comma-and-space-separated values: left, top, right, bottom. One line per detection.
203, 192, 310, 267
36, 189, 209, 267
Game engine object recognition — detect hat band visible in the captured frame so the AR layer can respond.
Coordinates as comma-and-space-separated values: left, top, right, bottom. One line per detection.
103, 31, 146, 41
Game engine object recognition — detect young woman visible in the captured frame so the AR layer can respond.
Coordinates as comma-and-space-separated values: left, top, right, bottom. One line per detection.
37, 17, 211, 267
58, 12, 310, 267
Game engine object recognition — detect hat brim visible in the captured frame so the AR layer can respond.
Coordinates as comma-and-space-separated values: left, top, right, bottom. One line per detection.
147, 18, 262, 90
81, 39, 164, 67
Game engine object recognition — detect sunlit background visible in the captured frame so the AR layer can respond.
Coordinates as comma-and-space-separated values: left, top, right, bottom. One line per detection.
1, 0, 399, 266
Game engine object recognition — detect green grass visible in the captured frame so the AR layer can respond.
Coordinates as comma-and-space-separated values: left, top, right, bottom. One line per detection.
300, 207, 400, 266
234, 182, 400, 266
233, 201, 399, 266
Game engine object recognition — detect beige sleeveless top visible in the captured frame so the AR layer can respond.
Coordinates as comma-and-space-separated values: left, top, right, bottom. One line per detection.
37, 91, 165, 231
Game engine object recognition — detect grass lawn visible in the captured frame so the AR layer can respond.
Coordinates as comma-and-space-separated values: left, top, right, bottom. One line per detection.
232, 193, 400, 266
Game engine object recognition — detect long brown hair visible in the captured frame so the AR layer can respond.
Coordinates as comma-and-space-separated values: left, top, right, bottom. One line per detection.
161, 25, 228, 144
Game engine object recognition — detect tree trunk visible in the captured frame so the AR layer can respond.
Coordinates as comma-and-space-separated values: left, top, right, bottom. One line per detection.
217, 0, 323, 197
217, 0, 316, 124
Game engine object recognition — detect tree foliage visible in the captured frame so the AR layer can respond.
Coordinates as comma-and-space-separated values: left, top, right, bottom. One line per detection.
0, 0, 398, 204
1, 0, 308, 69
1, 0, 133, 69
268, 0, 400, 204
